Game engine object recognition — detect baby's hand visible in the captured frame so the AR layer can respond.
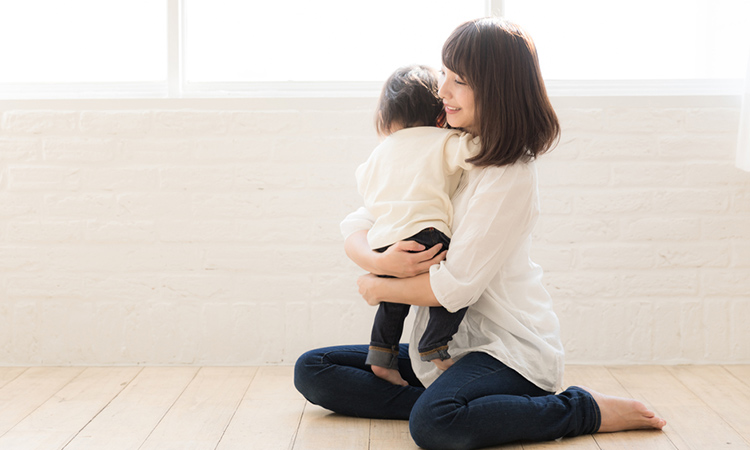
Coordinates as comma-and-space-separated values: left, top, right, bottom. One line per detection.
357, 273, 383, 306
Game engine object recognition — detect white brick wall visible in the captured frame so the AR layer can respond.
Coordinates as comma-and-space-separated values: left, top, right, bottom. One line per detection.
0, 97, 748, 366
539, 99, 750, 364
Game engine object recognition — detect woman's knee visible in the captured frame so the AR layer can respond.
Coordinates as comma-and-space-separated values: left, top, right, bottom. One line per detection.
293, 349, 324, 402
409, 397, 470, 450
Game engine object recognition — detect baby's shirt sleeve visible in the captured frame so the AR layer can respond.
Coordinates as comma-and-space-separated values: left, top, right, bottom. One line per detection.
340, 206, 375, 240
443, 132, 481, 173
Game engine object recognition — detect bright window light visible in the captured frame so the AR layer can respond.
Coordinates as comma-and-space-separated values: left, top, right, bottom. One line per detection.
183, 0, 487, 83
1, 1, 749, 97
0, 0, 166, 83
504, 0, 750, 80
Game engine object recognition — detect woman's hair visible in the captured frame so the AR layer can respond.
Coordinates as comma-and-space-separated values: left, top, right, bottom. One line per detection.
375, 65, 444, 136
442, 17, 560, 166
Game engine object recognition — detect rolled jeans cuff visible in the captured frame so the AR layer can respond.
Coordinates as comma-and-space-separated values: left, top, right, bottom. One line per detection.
419, 346, 451, 362
566, 386, 602, 435
366, 346, 400, 370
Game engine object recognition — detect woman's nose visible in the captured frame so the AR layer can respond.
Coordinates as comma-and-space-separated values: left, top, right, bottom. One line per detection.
438, 83, 449, 99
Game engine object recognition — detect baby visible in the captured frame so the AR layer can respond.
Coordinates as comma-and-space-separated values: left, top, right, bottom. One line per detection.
355, 64, 480, 386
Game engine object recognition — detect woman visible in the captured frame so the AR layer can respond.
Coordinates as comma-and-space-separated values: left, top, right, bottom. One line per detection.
294, 18, 666, 449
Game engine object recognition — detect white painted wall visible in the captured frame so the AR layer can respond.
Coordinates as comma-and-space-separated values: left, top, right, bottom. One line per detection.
0, 96, 748, 366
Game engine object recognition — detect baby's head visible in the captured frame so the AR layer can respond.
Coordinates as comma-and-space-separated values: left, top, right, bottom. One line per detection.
375, 65, 444, 137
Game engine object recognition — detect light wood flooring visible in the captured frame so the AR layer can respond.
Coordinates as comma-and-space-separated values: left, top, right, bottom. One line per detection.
0, 365, 748, 449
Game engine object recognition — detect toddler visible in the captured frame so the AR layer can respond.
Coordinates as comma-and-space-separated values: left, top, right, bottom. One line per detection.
355, 64, 480, 386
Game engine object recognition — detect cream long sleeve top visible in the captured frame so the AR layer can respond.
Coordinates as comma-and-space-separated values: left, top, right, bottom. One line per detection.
355, 126, 480, 250
341, 161, 564, 392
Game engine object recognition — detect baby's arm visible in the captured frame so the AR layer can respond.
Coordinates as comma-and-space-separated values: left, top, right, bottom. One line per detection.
443, 131, 481, 173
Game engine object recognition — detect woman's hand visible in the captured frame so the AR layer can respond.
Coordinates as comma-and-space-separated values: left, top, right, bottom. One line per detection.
376, 241, 447, 278
344, 230, 447, 278
357, 273, 383, 306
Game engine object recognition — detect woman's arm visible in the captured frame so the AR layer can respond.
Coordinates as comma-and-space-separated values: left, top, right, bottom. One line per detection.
430, 163, 538, 312
341, 206, 445, 305
344, 230, 446, 278
357, 272, 441, 307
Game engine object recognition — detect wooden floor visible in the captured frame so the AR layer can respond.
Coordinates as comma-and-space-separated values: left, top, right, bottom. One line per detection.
0, 365, 748, 449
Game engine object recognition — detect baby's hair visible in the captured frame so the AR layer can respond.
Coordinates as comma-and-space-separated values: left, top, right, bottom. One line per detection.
375, 65, 444, 136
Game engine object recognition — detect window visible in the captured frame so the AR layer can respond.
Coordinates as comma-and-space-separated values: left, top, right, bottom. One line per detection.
0, 0, 166, 97
0, 0, 748, 98
184, 0, 486, 83
504, 0, 750, 80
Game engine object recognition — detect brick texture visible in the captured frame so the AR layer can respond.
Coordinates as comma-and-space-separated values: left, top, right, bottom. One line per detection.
0, 98, 748, 365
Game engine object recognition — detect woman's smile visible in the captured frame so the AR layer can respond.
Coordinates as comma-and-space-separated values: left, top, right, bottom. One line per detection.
438, 66, 477, 133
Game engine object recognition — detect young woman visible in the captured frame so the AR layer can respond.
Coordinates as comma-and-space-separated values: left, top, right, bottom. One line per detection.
294, 18, 666, 449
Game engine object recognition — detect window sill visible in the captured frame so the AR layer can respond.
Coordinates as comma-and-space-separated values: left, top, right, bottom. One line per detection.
0, 79, 745, 101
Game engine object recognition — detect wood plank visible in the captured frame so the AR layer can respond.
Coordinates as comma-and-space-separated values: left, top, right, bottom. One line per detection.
484, 443, 523, 450
369, 419, 418, 450
216, 366, 306, 450
138, 366, 256, 450
667, 365, 750, 444
563, 365, 675, 450
522, 435, 599, 449
293, 403, 370, 450
0, 367, 27, 389
0, 367, 86, 437
0, 365, 746, 449
608, 365, 750, 450
0, 367, 140, 450
64, 367, 199, 450
725, 365, 750, 388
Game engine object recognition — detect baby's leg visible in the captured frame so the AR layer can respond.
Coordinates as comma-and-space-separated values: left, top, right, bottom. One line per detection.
418, 306, 469, 370
370, 365, 408, 386
367, 302, 411, 385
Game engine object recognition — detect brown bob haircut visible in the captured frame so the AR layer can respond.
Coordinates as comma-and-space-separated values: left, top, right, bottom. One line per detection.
375, 65, 444, 136
442, 17, 560, 167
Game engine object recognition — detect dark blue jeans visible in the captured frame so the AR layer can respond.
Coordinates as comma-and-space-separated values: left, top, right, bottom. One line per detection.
294, 345, 601, 450
369, 228, 467, 369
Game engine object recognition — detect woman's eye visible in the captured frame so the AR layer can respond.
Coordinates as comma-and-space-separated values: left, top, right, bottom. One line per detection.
455, 79, 466, 85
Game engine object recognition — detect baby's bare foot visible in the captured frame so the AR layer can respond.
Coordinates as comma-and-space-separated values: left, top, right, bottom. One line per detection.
371, 365, 408, 386
579, 386, 667, 433
432, 358, 455, 371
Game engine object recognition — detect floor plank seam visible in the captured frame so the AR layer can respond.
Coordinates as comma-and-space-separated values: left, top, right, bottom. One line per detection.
61, 367, 145, 450
290, 400, 309, 450
212, 367, 259, 450
723, 365, 750, 389
0, 368, 29, 390
135, 367, 202, 450
0, 367, 85, 441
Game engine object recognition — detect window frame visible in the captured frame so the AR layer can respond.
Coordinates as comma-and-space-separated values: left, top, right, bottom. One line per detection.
0, 0, 745, 100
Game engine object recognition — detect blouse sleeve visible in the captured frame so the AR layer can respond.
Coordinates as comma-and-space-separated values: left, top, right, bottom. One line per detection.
340, 206, 374, 240
429, 163, 538, 313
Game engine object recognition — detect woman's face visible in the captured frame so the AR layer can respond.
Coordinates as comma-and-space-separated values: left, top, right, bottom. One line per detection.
438, 66, 477, 134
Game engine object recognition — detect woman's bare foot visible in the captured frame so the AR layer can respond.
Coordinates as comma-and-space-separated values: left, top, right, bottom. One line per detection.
579, 386, 667, 433
371, 365, 408, 386
432, 358, 455, 371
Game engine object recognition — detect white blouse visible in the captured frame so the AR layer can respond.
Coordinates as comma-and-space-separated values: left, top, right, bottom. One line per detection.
341, 161, 564, 392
